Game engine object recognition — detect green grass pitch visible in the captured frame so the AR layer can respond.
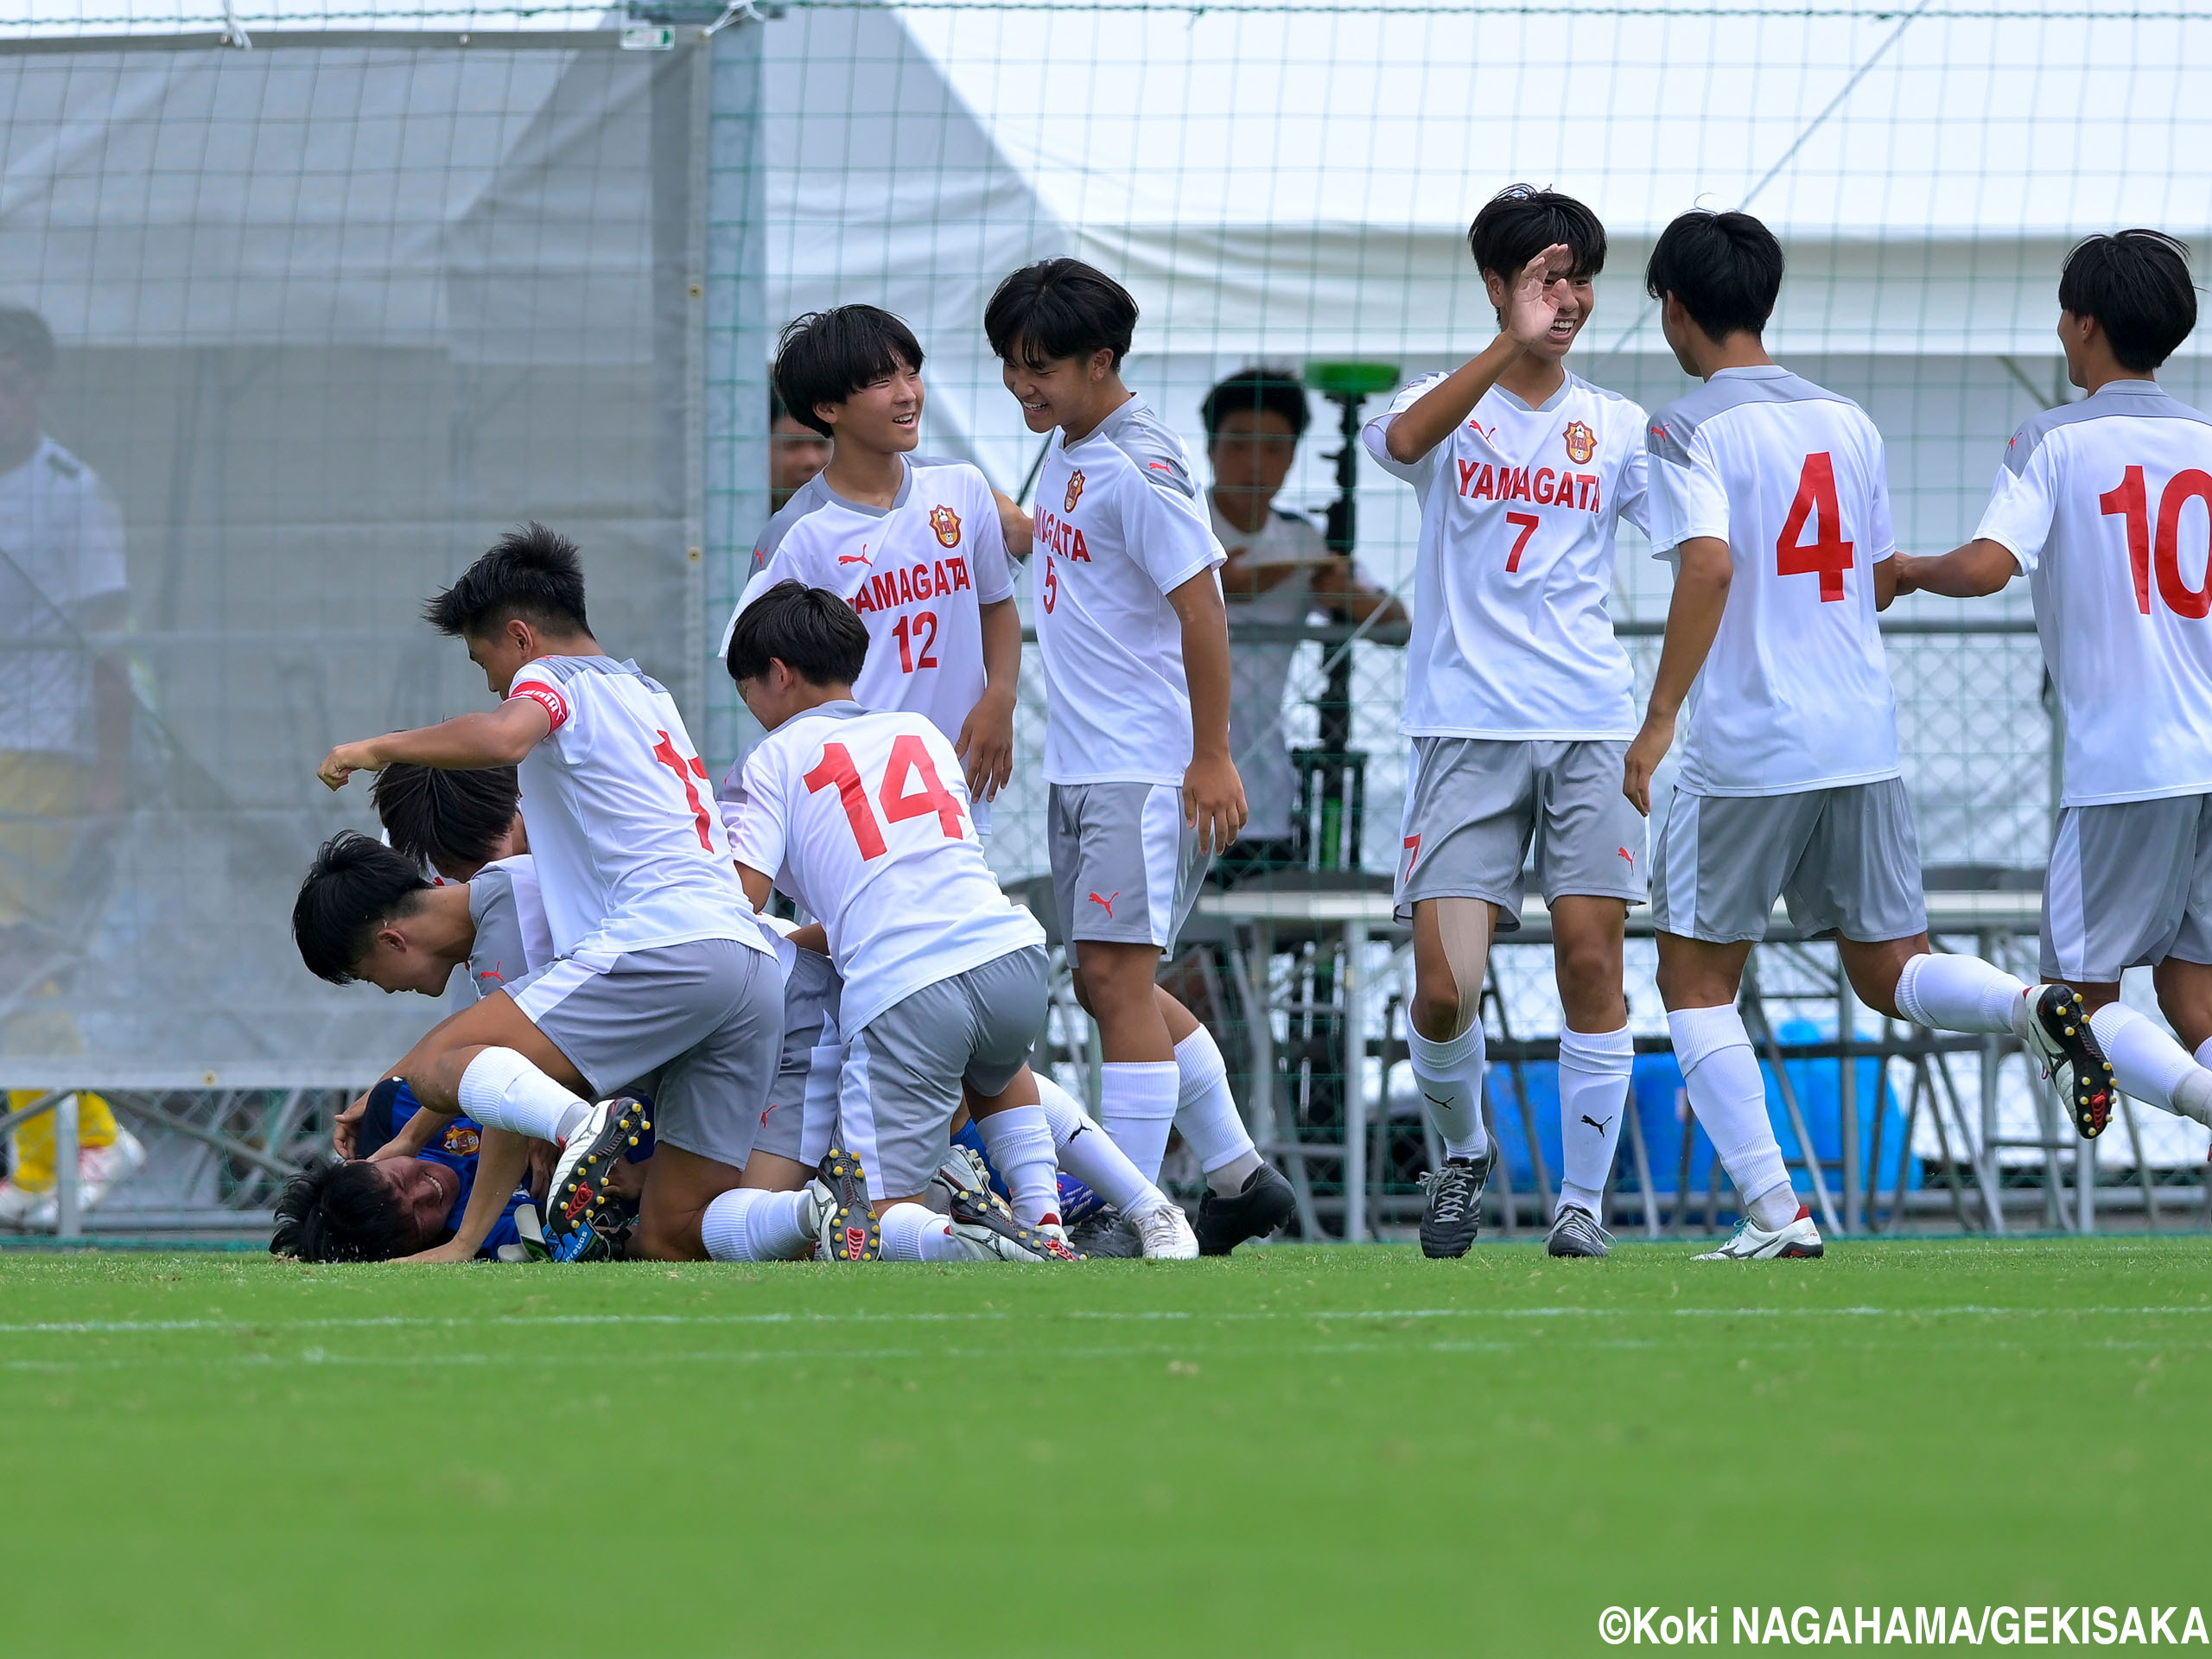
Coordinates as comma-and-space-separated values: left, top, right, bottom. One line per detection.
4, 1236, 2206, 1656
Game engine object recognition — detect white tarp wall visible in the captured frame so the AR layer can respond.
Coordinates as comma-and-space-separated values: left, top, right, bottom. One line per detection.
0, 29, 705, 1084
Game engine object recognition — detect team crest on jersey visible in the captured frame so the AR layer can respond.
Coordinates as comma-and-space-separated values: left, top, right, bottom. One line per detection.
1562, 421, 1597, 465
1065, 470, 1085, 513
441, 1124, 482, 1158
929, 504, 963, 549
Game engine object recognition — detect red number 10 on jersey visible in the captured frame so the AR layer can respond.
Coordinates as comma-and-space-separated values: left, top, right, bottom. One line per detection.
802, 735, 965, 860
2100, 465, 2212, 619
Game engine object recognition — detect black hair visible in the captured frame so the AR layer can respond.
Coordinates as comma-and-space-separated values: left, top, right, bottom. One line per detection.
725, 578, 869, 688
985, 258, 1139, 372
423, 522, 591, 640
1468, 184, 1608, 286
292, 832, 430, 984
0, 307, 56, 379
2058, 231, 2197, 373
1201, 369, 1312, 442
270, 1160, 416, 1262
1644, 210, 1785, 342
772, 307, 927, 439
372, 763, 520, 875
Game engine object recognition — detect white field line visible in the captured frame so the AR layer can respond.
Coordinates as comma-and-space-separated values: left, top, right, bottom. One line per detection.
3, 1304, 2209, 1338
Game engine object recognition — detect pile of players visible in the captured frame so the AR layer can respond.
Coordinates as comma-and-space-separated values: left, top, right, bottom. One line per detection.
276, 188, 2212, 1266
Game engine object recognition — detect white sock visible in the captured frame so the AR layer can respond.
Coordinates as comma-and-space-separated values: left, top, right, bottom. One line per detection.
1100, 1061, 1179, 1184
2090, 1004, 2212, 1126
1408, 1020, 1487, 1160
1037, 1073, 1166, 1219
1894, 952, 2031, 1036
701, 1187, 815, 1262
1557, 1024, 1633, 1217
1173, 1027, 1262, 1196
456, 1046, 589, 1144
1667, 1005, 1794, 1223
880, 1200, 964, 1262
976, 1103, 1059, 1226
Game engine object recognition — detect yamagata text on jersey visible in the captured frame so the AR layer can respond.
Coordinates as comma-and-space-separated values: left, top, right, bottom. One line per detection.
1033, 507, 1090, 561
1453, 459, 1606, 513
847, 554, 976, 616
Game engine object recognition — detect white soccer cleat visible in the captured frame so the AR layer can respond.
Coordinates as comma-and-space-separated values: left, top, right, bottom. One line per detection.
77, 1127, 147, 1213
0, 1179, 55, 1231
1694, 1205, 1824, 1261
1132, 1201, 1199, 1260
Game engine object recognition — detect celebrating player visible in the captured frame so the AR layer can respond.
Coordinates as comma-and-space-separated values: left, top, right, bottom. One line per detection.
1626, 209, 2114, 1261
723, 580, 1086, 1263
315, 525, 784, 1262
726, 306, 1027, 820
987, 257, 1295, 1254
1364, 185, 1651, 1261
1892, 230, 2212, 1131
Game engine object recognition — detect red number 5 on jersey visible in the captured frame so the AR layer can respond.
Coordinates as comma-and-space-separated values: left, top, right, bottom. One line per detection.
803, 735, 967, 861
2101, 465, 2212, 620
1776, 452, 1854, 601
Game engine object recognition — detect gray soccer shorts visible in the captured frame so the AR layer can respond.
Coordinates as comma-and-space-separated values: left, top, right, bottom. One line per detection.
755, 947, 839, 1165
1394, 737, 1648, 928
1650, 779, 1927, 945
2042, 793, 2212, 983
1047, 781, 1205, 951
839, 945, 1050, 1200
507, 938, 781, 1170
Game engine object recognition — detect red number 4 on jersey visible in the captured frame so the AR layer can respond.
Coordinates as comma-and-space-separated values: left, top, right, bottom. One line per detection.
1776, 451, 1854, 601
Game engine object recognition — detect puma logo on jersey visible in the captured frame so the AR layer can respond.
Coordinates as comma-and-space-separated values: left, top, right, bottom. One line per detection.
1618, 846, 1635, 868
837, 544, 873, 566
1065, 469, 1085, 513
1088, 890, 1118, 918
1580, 1113, 1614, 1133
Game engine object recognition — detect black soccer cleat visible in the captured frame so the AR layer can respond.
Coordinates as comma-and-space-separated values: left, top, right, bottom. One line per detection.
2023, 985, 2116, 1139
1067, 1205, 1143, 1258
1418, 1149, 1492, 1259
543, 1097, 652, 1262
813, 1147, 881, 1262
1193, 1162, 1295, 1256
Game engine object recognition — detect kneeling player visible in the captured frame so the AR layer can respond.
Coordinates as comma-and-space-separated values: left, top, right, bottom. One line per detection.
1626, 209, 2113, 1260
721, 581, 1078, 1263
315, 525, 784, 1262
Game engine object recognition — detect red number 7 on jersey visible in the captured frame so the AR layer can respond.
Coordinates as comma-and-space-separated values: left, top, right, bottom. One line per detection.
804, 735, 966, 861
1776, 451, 1853, 601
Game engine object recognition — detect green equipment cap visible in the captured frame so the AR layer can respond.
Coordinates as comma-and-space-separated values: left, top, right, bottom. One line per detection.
1302, 360, 1401, 398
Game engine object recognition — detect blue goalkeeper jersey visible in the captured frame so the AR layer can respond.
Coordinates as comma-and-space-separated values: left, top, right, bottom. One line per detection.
356, 1078, 530, 1258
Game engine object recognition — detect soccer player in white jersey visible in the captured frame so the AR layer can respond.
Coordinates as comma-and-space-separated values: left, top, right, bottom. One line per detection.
725, 581, 1105, 1263
315, 526, 785, 1263
987, 257, 1296, 1254
1625, 210, 2114, 1261
1894, 231, 2212, 1134
725, 307, 1026, 823
1363, 188, 1651, 1261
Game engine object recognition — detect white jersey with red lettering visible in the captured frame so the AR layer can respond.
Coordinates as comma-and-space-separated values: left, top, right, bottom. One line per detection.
1644, 365, 1900, 796
1974, 378, 2212, 807
721, 454, 1016, 750
1363, 370, 1649, 739
725, 700, 1046, 1033
505, 654, 771, 966
1032, 397, 1227, 786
